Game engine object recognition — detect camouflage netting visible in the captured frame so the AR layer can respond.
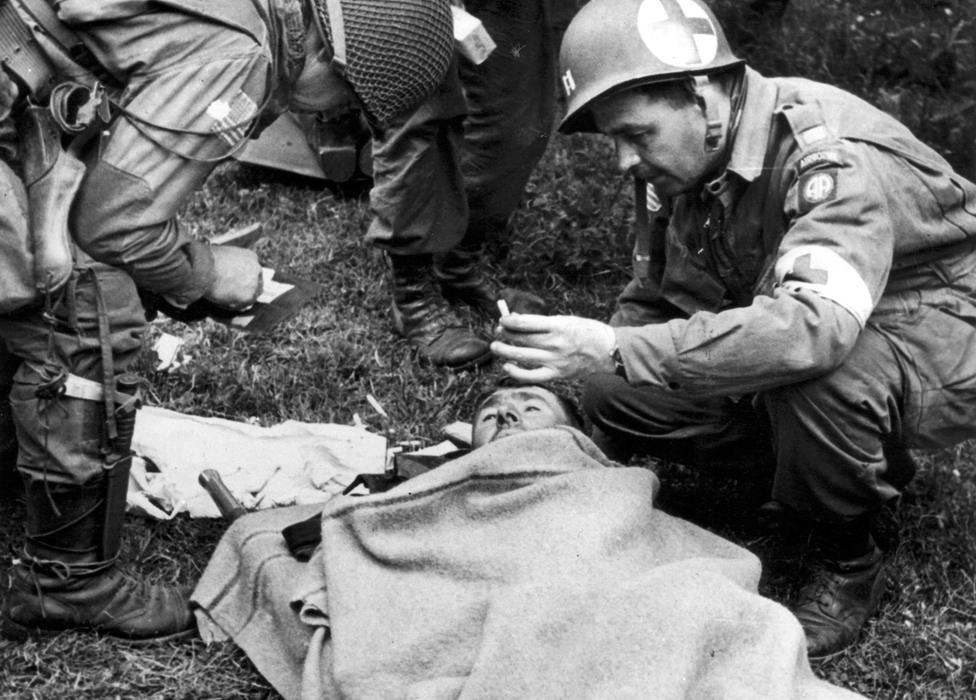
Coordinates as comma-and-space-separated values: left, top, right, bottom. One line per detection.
311, 0, 454, 126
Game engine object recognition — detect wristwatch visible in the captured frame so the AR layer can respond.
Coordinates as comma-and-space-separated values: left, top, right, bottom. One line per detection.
610, 345, 627, 380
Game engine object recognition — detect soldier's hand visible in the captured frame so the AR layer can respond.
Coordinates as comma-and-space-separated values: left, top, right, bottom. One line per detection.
0, 69, 20, 122
204, 245, 263, 311
490, 314, 616, 383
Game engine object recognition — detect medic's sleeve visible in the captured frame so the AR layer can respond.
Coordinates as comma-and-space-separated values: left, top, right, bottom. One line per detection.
365, 66, 468, 256
614, 139, 894, 397
611, 277, 685, 327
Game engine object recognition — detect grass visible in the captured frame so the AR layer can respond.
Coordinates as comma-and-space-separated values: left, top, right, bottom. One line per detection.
2, 0, 976, 697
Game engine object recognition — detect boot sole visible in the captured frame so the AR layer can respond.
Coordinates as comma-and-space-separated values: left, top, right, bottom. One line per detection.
440, 349, 493, 371
1, 616, 197, 645
401, 334, 494, 370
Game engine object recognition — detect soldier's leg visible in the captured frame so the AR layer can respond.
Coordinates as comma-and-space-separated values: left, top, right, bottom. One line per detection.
456, 0, 557, 245
763, 277, 976, 657
0, 259, 194, 641
0, 124, 24, 487
582, 371, 773, 467
1, 13, 272, 641
435, 0, 556, 317
367, 74, 494, 368
0, 340, 20, 490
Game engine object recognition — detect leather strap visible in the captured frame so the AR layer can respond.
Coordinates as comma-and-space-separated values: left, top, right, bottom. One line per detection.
633, 177, 651, 282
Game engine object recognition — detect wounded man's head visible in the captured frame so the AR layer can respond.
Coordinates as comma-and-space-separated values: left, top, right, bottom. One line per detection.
471, 385, 584, 448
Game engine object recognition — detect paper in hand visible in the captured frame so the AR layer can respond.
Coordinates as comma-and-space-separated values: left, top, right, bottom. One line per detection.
207, 267, 321, 334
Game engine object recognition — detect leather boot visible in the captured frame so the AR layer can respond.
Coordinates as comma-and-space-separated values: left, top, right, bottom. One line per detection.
1, 471, 196, 642
793, 545, 885, 658
434, 244, 550, 320
389, 253, 492, 369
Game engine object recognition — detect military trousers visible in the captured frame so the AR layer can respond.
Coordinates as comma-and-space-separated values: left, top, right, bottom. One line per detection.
0, 252, 144, 485
365, 0, 559, 256
457, 0, 558, 248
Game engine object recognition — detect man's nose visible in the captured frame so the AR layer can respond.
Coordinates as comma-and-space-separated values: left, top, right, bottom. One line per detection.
615, 138, 640, 173
495, 405, 520, 426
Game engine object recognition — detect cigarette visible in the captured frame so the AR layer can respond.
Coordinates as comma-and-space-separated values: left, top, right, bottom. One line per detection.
496, 299, 510, 317
366, 393, 389, 420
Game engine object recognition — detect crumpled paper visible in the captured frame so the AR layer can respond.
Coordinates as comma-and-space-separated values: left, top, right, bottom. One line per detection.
129, 406, 387, 519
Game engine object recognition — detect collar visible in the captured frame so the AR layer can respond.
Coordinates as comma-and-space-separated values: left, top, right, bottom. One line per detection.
705, 68, 778, 191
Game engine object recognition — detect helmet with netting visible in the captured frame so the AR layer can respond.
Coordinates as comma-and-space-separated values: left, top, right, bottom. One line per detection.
559, 0, 743, 133
314, 0, 454, 126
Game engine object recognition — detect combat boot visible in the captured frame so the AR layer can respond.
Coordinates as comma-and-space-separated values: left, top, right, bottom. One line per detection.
1, 472, 195, 642
434, 244, 549, 320
389, 253, 491, 369
793, 545, 885, 658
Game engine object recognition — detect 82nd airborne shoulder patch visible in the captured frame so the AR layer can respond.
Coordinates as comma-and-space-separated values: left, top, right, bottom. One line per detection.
797, 169, 837, 213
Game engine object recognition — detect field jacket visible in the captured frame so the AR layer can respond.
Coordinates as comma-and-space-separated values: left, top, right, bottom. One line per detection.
42, 0, 464, 302
612, 68, 976, 398
56, 0, 265, 40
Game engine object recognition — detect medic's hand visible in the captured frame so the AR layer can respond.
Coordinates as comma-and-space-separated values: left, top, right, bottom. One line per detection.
0, 69, 19, 122
203, 245, 263, 311
490, 314, 617, 383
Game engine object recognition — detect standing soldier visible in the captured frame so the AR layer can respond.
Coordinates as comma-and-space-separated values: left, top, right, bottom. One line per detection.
0, 0, 455, 641
492, 0, 976, 657
372, 0, 559, 369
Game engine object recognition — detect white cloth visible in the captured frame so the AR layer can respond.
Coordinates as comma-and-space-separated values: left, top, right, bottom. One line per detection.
128, 406, 387, 518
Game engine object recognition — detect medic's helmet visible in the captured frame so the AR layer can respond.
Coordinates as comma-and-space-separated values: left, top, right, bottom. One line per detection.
559, 0, 743, 134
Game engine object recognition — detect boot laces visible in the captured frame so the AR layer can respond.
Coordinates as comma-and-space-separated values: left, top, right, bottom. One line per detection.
807, 565, 841, 610
16, 550, 118, 580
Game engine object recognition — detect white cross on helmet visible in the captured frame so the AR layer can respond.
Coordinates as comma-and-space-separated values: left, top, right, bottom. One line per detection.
637, 0, 719, 67
558, 0, 742, 134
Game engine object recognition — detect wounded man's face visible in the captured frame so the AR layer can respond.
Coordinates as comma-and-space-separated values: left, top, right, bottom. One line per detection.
471, 386, 576, 448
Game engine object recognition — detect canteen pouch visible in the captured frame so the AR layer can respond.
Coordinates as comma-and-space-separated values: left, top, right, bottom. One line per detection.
19, 103, 81, 299
0, 157, 35, 312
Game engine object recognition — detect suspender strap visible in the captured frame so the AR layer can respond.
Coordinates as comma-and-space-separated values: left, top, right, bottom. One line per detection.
761, 128, 797, 253
777, 101, 831, 150
632, 177, 669, 285
325, 0, 346, 75
633, 177, 651, 282
309, 0, 347, 76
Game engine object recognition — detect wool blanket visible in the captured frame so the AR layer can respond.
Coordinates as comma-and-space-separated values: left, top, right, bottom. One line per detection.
192, 427, 864, 700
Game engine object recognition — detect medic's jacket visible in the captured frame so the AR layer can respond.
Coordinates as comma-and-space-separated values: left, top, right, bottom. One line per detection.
612, 68, 976, 396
